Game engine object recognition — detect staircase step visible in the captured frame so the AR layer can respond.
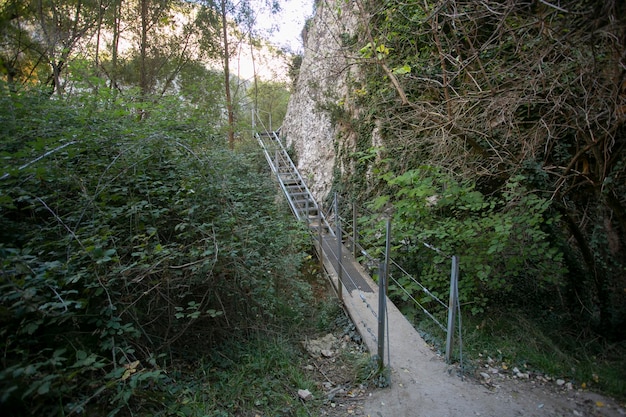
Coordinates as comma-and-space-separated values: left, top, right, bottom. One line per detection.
257, 132, 332, 241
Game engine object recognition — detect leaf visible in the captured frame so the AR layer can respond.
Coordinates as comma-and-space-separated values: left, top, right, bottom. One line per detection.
206, 309, 223, 318
376, 44, 390, 55
359, 42, 373, 58
122, 360, 140, 381
392, 64, 411, 75
371, 195, 390, 210
37, 381, 51, 395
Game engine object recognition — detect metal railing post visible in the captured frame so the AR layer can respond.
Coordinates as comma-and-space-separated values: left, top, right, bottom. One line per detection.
378, 260, 386, 370
318, 210, 323, 269
445, 255, 460, 363
353, 202, 358, 259
305, 198, 309, 226
384, 218, 391, 294
334, 193, 343, 301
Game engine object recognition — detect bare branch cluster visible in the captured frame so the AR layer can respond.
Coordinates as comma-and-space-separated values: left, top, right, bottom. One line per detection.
338, 0, 626, 335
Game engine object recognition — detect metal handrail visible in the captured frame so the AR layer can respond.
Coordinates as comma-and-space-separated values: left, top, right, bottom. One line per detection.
255, 131, 334, 237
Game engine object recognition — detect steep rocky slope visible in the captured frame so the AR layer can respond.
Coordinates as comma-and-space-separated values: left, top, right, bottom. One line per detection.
280, 0, 359, 201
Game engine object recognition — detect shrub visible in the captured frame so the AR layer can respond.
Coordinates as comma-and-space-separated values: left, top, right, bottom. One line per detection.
0, 89, 311, 415
361, 167, 566, 316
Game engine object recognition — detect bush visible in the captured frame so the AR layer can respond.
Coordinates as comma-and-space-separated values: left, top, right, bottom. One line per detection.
361, 166, 566, 316
0, 89, 311, 415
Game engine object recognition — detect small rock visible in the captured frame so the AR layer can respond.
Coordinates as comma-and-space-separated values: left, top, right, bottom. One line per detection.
556, 379, 566, 386
321, 349, 333, 358
565, 382, 573, 390
302, 334, 338, 357
573, 410, 582, 416
480, 372, 490, 380
298, 389, 313, 401
512, 367, 520, 374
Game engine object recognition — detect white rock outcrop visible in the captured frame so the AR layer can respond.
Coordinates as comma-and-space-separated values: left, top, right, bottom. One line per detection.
280, 0, 359, 202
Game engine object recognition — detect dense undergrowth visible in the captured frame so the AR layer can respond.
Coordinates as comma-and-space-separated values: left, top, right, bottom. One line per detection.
315, 0, 626, 400
0, 88, 324, 416
416, 309, 626, 400
339, 0, 626, 337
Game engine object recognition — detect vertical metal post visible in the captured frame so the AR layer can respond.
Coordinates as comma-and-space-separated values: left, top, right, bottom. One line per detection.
384, 218, 391, 294
334, 193, 342, 301
305, 198, 309, 226
318, 210, 323, 270
377, 261, 386, 370
445, 255, 460, 363
352, 202, 358, 259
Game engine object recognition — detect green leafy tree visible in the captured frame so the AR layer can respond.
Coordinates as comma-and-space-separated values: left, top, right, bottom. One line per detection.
197, 0, 281, 148
249, 79, 290, 131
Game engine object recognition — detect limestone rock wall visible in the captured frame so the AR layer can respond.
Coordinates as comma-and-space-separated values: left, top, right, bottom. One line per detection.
280, 0, 359, 203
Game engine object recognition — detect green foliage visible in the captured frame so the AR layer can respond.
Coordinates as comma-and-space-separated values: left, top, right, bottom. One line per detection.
361, 167, 565, 316
315, 297, 344, 331
355, 355, 390, 388
249, 80, 290, 132
458, 312, 626, 401
0, 88, 313, 415
332, 0, 626, 341
200, 337, 316, 417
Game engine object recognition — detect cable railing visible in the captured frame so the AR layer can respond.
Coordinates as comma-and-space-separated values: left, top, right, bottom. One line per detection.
332, 193, 462, 363
254, 124, 461, 365
254, 117, 333, 237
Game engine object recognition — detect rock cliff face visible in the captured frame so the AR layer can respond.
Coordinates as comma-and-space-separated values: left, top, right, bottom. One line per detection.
280, 0, 358, 203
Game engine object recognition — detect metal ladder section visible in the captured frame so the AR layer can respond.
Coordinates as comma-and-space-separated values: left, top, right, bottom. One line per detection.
256, 131, 334, 237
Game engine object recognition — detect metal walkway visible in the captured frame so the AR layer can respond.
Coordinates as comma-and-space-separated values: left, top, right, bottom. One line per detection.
320, 236, 373, 293
254, 131, 541, 417
256, 131, 331, 233
256, 130, 382, 354
256, 131, 372, 291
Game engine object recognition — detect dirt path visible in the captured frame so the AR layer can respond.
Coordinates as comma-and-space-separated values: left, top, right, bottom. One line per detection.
359, 348, 625, 417
306, 258, 624, 417
304, 309, 624, 417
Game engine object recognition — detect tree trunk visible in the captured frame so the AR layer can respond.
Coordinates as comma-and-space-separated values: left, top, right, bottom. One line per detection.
220, 0, 235, 149
110, 0, 121, 91
139, 0, 149, 98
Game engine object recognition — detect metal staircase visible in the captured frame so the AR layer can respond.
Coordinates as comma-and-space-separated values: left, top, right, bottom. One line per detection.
256, 131, 333, 237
